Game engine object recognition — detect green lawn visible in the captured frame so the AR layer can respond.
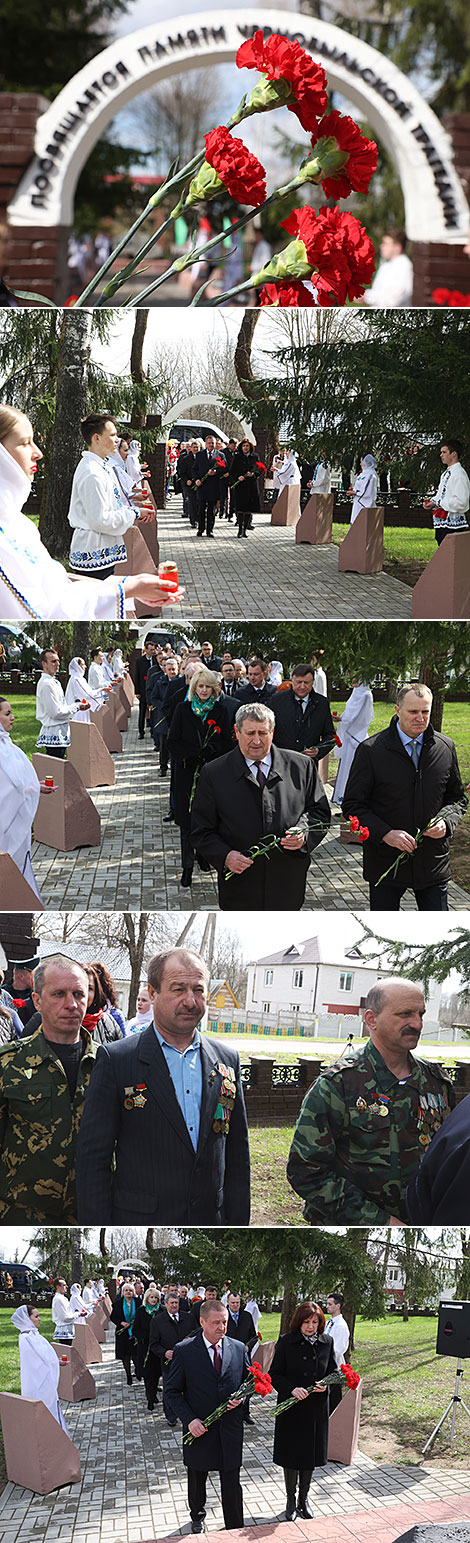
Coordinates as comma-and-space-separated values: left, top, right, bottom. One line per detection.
332, 523, 436, 585
0, 1308, 465, 1477
250, 1125, 306, 1226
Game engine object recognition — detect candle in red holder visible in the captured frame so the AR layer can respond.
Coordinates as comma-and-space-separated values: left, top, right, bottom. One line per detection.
159, 561, 178, 590
61, 1356, 68, 1363
44, 776, 54, 787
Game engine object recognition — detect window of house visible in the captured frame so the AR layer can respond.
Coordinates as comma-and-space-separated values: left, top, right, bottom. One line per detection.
292, 969, 303, 988
264, 969, 273, 985
262, 1002, 271, 1014
291, 1003, 300, 1013
339, 972, 353, 991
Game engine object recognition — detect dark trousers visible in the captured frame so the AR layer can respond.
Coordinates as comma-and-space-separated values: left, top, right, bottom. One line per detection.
143, 1355, 160, 1409
197, 494, 217, 535
237, 508, 250, 535
188, 488, 198, 527
180, 826, 194, 873
188, 1467, 243, 1530
138, 696, 148, 736
94, 565, 116, 579
435, 527, 468, 546
329, 1382, 342, 1413
45, 746, 67, 760
369, 880, 449, 911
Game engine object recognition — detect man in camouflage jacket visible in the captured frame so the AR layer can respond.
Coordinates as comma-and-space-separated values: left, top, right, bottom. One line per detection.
287, 977, 455, 1224
0, 955, 97, 1222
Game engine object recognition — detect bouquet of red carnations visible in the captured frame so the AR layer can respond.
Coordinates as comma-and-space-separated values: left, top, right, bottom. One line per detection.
271, 1362, 360, 1421
184, 1360, 273, 1445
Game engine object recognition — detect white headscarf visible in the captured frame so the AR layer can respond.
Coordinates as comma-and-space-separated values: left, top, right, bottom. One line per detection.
0, 442, 127, 622
126, 1000, 154, 1033
351, 455, 378, 523
0, 718, 42, 895
126, 441, 142, 483
277, 451, 301, 487
11, 1306, 69, 1432
112, 649, 125, 678
65, 657, 103, 722
70, 1282, 90, 1316
268, 661, 283, 687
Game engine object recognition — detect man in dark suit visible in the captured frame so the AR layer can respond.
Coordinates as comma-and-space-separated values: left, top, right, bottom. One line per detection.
165, 1298, 249, 1532
235, 657, 276, 706
135, 637, 157, 739
220, 661, 238, 698
273, 664, 336, 765
188, 1286, 218, 1331
148, 1284, 192, 1424
406, 1093, 470, 1223
191, 702, 330, 909
226, 1291, 258, 1426
75, 948, 250, 1223
200, 640, 222, 670
195, 437, 225, 537
342, 683, 467, 909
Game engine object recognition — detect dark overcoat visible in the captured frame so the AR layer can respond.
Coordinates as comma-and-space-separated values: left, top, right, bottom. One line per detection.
230, 449, 261, 514
273, 688, 336, 758
342, 717, 467, 889
225, 1307, 257, 1351
167, 697, 233, 828
165, 1331, 249, 1471
148, 1307, 192, 1374
110, 1296, 138, 1362
195, 449, 225, 503
270, 1330, 337, 1469
190, 743, 330, 910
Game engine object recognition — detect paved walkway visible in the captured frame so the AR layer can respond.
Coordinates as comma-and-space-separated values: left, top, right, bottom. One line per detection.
1, 1337, 470, 1543
31, 706, 470, 910
155, 496, 412, 622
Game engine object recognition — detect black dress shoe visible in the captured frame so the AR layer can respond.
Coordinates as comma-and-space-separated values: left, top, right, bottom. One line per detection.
244, 1415, 255, 1425
181, 867, 193, 887
163, 813, 174, 822
297, 1500, 314, 1519
190, 1522, 205, 1533
207, 532, 214, 538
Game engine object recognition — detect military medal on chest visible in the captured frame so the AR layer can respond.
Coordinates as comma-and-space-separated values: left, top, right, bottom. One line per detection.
213, 1062, 236, 1133
124, 1083, 147, 1109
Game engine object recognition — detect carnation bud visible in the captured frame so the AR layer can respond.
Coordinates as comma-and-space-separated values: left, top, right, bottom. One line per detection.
232, 71, 293, 122
253, 238, 313, 284
307, 135, 349, 179
175, 161, 223, 213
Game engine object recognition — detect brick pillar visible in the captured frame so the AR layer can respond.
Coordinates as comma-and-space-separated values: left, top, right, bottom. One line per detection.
0, 93, 67, 302
412, 114, 470, 304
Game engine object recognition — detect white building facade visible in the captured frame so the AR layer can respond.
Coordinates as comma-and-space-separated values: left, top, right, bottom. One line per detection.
245, 938, 443, 1040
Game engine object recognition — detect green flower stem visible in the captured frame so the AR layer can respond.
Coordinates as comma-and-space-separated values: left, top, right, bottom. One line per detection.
72, 149, 207, 307
124, 194, 276, 307
97, 213, 175, 302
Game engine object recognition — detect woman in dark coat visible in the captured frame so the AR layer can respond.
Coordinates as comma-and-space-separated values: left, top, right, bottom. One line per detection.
110, 1280, 138, 1386
271, 1300, 336, 1520
134, 1284, 161, 1408
83, 965, 124, 1044
167, 664, 233, 888
230, 439, 261, 537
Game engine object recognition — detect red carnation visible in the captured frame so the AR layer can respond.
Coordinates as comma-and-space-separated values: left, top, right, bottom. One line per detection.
311, 110, 378, 198
12, 998, 26, 1007
340, 1363, 361, 1389
335, 734, 342, 747
349, 816, 359, 832
259, 280, 318, 307
204, 127, 266, 206
358, 826, 370, 842
432, 287, 470, 307
216, 455, 227, 467
237, 32, 328, 132
207, 719, 216, 725
256, 461, 267, 473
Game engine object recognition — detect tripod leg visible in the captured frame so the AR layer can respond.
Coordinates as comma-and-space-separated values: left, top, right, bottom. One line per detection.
422, 1398, 455, 1454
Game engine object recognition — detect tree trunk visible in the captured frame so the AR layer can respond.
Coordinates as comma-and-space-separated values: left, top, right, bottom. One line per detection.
40, 311, 92, 558
124, 912, 150, 1017
146, 1228, 155, 1252
71, 1227, 83, 1283
73, 623, 91, 662
234, 311, 279, 467
130, 311, 149, 430
280, 1285, 297, 1335
99, 1227, 109, 1258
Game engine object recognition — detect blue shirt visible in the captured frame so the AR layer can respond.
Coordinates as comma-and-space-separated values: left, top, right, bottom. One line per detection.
153, 1026, 202, 1151
396, 724, 424, 761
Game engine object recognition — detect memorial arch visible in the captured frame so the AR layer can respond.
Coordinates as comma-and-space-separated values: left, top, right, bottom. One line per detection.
162, 395, 251, 439
4, 8, 470, 301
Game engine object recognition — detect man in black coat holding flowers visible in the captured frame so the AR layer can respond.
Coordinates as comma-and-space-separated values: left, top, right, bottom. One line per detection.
165, 1298, 249, 1532
342, 683, 467, 909
191, 701, 330, 910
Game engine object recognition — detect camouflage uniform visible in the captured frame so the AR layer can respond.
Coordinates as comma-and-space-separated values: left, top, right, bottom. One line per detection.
287, 1037, 455, 1224
0, 1024, 97, 1222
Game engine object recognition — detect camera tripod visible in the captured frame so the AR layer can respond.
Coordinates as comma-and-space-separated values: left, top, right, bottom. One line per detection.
422, 1359, 470, 1453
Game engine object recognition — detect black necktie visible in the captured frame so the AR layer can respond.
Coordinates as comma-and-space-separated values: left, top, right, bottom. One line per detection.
213, 1345, 222, 1375
256, 765, 266, 790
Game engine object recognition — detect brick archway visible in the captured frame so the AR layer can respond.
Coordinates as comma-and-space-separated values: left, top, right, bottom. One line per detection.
3, 9, 470, 302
